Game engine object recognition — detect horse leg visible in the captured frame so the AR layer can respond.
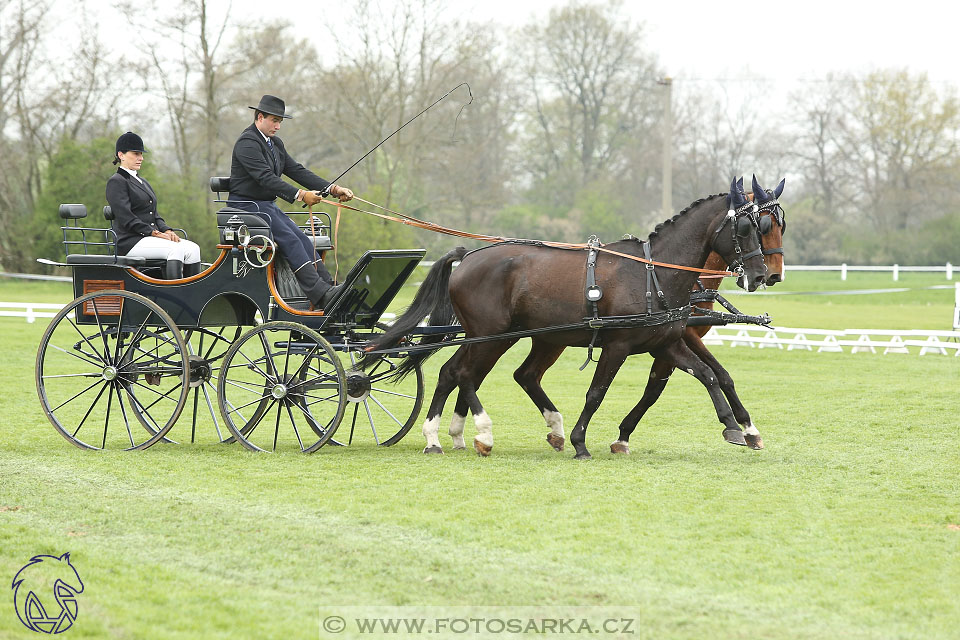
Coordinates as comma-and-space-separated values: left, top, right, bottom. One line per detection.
570, 345, 629, 460
449, 394, 469, 450
514, 340, 567, 451
610, 356, 676, 455
420, 347, 466, 454
448, 339, 517, 450
655, 340, 747, 447
684, 334, 764, 449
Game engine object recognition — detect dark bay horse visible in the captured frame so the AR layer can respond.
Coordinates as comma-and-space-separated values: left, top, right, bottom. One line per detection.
441, 176, 788, 456
609, 175, 786, 452
366, 181, 767, 459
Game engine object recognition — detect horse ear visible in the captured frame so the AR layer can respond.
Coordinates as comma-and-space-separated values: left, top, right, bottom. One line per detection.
752, 174, 764, 198
774, 178, 785, 198
729, 177, 744, 206
737, 176, 744, 193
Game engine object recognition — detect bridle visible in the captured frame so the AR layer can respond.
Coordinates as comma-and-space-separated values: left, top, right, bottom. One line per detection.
756, 193, 786, 256
712, 198, 764, 274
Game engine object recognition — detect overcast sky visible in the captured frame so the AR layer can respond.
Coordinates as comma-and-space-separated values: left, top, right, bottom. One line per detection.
254, 0, 958, 85
79, 0, 958, 87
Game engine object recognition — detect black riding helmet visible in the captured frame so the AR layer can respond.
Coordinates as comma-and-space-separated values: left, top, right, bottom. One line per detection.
113, 132, 148, 164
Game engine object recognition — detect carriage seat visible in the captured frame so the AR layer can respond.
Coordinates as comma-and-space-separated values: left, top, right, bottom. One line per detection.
102, 205, 170, 277
59, 204, 148, 267
210, 176, 332, 250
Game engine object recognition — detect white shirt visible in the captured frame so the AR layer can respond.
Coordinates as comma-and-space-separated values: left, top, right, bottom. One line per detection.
120, 167, 143, 184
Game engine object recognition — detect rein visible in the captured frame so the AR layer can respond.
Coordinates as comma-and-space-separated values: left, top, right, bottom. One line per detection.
311, 196, 738, 278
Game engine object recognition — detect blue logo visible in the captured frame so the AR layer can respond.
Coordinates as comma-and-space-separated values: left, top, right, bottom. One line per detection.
11, 553, 84, 634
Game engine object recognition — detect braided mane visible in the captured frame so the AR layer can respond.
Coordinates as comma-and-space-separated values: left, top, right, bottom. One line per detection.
643, 193, 726, 242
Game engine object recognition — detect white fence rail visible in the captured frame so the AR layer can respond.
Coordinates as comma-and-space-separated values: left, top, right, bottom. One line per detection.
703, 325, 960, 356
786, 263, 954, 281
0, 302, 66, 323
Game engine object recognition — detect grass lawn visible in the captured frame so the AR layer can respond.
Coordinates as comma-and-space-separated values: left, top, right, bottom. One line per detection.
0, 274, 958, 639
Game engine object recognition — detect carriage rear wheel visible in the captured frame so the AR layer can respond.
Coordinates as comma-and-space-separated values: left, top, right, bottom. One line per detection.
36, 290, 190, 450
217, 321, 347, 452
331, 350, 424, 447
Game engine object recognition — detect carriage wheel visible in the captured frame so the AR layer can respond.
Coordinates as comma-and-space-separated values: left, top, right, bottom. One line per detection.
217, 321, 346, 452
330, 351, 424, 447
36, 290, 190, 450
133, 326, 243, 444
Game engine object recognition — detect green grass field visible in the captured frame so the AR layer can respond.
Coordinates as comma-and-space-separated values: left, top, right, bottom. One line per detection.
1, 274, 958, 639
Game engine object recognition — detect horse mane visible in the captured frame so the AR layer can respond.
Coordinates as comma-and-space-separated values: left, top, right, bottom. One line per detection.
643, 193, 726, 242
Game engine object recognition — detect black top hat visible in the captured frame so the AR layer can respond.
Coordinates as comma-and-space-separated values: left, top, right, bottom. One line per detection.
248, 94, 293, 119
116, 132, 147, 154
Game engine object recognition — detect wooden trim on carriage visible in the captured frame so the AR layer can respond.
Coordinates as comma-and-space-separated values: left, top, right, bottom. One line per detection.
125, 248, 229, 285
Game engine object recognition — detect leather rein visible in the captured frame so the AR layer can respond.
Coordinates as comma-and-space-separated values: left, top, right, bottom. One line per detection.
307, 196, 742, 278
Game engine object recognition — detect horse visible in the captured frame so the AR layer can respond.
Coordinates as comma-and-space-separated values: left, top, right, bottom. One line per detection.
365, 179, 767, 459
609, 174, 786, 452
441, 175, 788, 456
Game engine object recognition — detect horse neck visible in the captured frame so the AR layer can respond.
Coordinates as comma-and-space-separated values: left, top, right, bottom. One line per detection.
647, 196, 727, 298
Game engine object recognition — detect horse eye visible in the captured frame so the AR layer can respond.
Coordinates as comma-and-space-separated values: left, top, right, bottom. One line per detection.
759, 216, 773, 234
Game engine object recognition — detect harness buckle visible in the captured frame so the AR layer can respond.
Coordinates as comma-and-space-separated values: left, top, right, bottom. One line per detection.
588, 318, 603, 330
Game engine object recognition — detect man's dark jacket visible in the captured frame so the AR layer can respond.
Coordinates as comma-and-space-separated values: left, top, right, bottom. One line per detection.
229, 124, 330, 202
105, 168, 171, 255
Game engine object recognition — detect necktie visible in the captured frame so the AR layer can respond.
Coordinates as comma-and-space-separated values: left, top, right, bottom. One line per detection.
267, 138, 280, 173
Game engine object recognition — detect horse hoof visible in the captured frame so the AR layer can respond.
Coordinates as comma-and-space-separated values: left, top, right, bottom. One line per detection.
452, 444, 466, 450
546, 433, 565, 451
423, 445, 444, 454
573, 451, 592, 460
722, 429, 748, 446
744, 434, 765, 450
610, 441, 630, 455
474, 440, 492, 457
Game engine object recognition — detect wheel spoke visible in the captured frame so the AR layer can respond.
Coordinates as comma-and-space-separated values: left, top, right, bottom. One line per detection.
283, 401, 305, 451
113, 383, 136, 448
50, 379, 104, 413
72, 382, 109, 438
66, 316, 109, 366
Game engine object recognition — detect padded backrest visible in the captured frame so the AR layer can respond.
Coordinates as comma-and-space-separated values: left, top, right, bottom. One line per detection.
103, 205, 114, 220
59, 204, 88, 219
210, 176, 231, 193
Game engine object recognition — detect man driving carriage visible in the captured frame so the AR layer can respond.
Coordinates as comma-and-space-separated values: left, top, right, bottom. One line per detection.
227, 94, 354, 309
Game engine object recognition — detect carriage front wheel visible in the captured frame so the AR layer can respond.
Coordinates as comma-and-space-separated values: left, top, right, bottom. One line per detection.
36, 290, 190, 450
217, 321, 347, 452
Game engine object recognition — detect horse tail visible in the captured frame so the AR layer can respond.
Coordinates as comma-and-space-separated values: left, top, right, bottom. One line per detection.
359, 246, 467, 379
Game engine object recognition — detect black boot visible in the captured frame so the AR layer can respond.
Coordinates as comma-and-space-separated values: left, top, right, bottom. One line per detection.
184, 262, 202, 277
165, 259, 183, 280
319, 283, 344, 309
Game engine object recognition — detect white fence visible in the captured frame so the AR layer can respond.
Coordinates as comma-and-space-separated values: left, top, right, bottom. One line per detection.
0, 302, 66, 323
703, 325, 960, 356
787, 263, 954, 281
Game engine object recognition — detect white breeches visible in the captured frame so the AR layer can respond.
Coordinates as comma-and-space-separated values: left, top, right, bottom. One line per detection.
128, 236, 201, 264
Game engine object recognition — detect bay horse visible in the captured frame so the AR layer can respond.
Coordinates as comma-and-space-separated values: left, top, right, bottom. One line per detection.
443, 175, 788, 456
365, 180, 767, 459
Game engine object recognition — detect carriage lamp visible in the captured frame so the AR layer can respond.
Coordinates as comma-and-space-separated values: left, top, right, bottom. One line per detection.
222, 215, 250, 247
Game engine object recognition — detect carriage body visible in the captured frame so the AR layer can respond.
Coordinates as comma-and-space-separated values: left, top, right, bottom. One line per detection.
36, 182, 426, 453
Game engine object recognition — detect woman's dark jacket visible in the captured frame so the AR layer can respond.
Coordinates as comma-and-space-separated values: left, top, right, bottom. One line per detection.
105, 168, 170, 256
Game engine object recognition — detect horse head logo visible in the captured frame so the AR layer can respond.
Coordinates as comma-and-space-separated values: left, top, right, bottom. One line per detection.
11, 553, 84, 634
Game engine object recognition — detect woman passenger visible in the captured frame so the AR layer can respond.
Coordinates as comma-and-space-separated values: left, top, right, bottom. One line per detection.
105, 132, 202, 279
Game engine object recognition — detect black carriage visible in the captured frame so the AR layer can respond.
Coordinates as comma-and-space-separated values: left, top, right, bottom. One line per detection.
35, 178, 428, 452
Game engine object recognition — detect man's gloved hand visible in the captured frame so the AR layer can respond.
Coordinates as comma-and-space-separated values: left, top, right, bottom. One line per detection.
329, 184, 354, 202
301, 190, 323, 206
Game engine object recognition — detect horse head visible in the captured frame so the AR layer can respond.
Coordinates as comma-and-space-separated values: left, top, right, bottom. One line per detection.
751, 174, 786, 285
714, 177, 766, 292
